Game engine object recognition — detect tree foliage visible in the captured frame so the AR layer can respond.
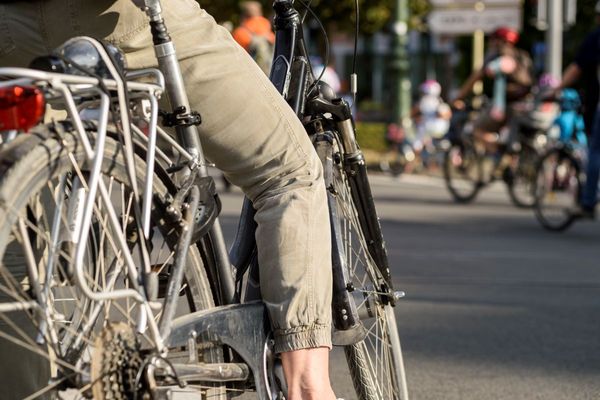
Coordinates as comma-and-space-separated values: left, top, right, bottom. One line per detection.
197, 0, 430, 35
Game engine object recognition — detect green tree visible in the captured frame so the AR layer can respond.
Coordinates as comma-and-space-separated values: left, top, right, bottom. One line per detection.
198, 0, 429, 34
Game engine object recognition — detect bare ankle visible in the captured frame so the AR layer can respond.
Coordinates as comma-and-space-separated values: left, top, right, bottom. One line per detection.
287, 387, 336, 400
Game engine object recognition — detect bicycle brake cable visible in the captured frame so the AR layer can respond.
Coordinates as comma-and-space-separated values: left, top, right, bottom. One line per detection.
297, 0, 329, 94
300, 0, 314, 22
298, 0, 359, 103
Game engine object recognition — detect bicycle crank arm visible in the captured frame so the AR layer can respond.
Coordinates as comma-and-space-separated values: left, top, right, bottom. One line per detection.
164, 362, 251, 383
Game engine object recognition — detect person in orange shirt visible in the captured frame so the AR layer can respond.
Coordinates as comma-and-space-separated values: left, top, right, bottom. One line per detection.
232, 1, 275, 74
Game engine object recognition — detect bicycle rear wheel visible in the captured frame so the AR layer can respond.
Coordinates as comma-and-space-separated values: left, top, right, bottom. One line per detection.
443, 139, 483, 203
0, 123, 224, 399
326, 132, 408, 400
533, 147, 581, 231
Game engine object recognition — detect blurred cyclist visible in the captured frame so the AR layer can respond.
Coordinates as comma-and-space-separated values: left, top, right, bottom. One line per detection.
452, 27, 534, 154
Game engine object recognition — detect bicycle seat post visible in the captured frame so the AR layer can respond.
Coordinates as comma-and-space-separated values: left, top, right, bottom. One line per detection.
140, 0, 207, 175
139, 0, 237, 305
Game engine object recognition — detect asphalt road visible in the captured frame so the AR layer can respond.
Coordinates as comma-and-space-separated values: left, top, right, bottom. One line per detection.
215, 172, 600, 400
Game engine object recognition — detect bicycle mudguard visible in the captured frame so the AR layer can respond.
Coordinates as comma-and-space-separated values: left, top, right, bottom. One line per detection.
313, 131, 368, 346
191, 176, 221, 241
229, 197, 257, 281
343, 153, 395, 294
0, 127, 48, 176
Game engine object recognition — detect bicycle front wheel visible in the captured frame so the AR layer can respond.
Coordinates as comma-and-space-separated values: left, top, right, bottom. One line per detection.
533, 147, 581, 231
506, 142, 538, 208
328, 134, 408, 400
379, 149, 407, 177
443, 140, 483, 203
0, 123, 225, 399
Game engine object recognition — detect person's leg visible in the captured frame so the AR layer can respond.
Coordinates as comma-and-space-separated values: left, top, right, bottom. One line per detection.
1, 0, 336, 395
580, 108, 600, 212
86, 0, 336, 393
281, 347, 336, 400
473, 107, 504, 154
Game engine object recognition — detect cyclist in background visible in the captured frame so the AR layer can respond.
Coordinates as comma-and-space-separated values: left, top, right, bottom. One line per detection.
452, 27, 534, 155
0, 1, 337, 399
556, 2, 600, 219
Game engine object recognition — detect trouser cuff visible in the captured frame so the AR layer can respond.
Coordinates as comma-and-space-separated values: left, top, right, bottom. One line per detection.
273, 324, 332, 354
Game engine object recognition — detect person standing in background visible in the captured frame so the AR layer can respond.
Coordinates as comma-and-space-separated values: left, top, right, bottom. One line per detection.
232, 1, 275, 75
556, 1, 600, 139
557, 1, 600, 218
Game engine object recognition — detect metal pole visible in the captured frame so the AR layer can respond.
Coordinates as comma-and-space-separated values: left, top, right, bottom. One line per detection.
392, 0, 412, 132
472, 29, 485, 96
545, 0, 563, 77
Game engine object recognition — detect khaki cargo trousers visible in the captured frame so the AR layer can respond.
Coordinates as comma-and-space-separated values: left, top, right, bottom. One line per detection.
0, 0, 332, 394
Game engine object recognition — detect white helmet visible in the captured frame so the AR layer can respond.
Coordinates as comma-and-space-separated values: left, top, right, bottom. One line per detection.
596, 0, 600, 14
419, 79, 442, 97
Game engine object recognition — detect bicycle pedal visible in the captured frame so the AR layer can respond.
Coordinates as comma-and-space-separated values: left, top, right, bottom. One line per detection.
392, 290, 406, 301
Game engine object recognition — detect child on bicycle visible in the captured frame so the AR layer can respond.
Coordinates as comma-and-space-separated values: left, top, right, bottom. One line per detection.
412, 79, 452, 170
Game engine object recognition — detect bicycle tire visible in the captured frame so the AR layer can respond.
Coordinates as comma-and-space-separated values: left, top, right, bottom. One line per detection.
533, 147, 581, 231
0, 123, 226, 399
443, 140, 483, 203
325, 131, 408, 400
506, 142, 538, 208
379, 152, 406, 177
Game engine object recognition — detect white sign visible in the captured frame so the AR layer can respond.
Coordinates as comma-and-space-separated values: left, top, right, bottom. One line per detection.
428, 8, 522, 35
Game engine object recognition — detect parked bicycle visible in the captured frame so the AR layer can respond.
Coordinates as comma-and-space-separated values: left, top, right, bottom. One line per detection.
533, 89, 588, 231
0, 0, 408, 399
443, 97, 550, 207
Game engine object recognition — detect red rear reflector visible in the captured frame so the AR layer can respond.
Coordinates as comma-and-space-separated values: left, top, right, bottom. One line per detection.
0, 85, 45, 132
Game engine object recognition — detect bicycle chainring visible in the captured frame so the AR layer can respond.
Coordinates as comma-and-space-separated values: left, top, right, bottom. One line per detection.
91, 322, 145, 400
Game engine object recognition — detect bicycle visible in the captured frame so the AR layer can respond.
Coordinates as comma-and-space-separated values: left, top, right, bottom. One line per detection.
533, 89, 588, 231
0, 0, 408, 399
378, 123, 416, 176
443, 97, 548, 207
